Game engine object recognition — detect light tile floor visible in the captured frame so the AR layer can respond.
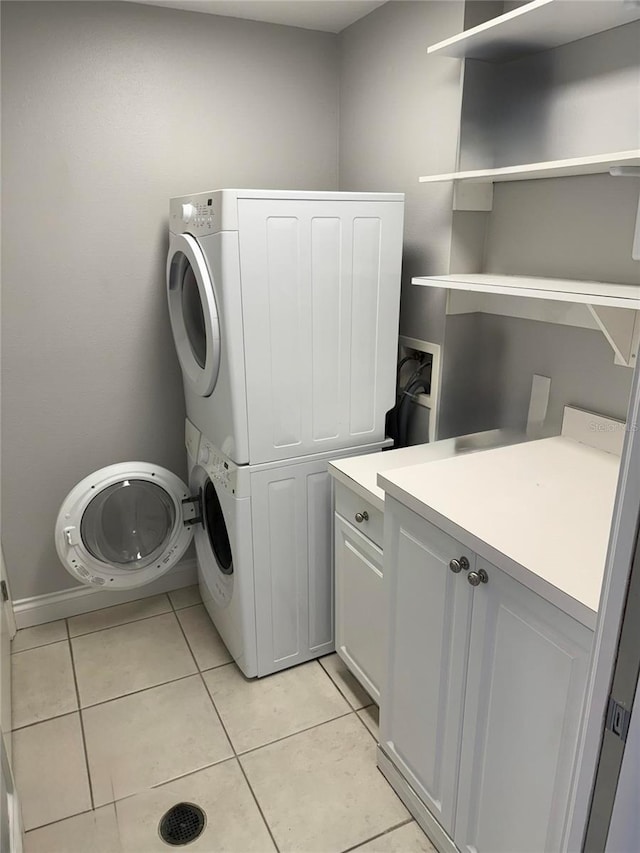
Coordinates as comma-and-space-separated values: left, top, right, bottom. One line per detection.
12, 586, 435, 853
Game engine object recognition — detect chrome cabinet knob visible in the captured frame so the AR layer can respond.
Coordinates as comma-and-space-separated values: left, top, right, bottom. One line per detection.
355, 511, 369, 523
449, 556, 470, 574
468, 569, 488, 586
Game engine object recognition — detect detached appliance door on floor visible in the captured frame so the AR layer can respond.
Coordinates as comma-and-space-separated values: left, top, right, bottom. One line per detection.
55, 463, 196, 589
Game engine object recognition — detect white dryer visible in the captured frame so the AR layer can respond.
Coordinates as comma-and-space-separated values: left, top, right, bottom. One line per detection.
167, 189, 404, 466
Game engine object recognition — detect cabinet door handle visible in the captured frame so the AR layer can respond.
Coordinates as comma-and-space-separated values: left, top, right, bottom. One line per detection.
467, 568, 489, 586
449, 556, 470, 573
355, 511, 369, 523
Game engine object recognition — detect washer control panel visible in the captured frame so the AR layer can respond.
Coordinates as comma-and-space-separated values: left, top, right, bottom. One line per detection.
199, 438, 237, 494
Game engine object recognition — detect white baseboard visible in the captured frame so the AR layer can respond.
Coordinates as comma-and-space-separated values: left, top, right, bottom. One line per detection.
12, 558, 198, 629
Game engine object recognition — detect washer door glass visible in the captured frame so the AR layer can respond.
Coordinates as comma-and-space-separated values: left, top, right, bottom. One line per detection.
203, 479, 233, 575
167, 233, 221, 397
81, 479, 176, 571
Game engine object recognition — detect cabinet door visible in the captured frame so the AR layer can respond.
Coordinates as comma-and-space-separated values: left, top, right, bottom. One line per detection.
335, 514, 384, 703
455, 558, 593, 853
380, 497, 474, 836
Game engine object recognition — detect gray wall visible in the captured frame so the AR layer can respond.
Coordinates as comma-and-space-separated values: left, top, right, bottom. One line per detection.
1, 0, 339, 600
339, 0, 465, 345
459, 22, 640, 171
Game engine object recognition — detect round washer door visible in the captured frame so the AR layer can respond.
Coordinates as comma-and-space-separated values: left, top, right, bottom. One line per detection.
55, 463, 196, 589
167, 232, 221, 397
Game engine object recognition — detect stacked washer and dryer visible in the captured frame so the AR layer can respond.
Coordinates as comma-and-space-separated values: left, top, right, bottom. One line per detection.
55, 189, 403, 678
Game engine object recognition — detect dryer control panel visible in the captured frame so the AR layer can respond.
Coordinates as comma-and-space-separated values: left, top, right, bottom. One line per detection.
169, 191, 231, 236
198, 438, 237, 495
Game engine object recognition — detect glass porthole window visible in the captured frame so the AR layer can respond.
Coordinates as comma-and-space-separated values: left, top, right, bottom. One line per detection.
80, 479, 176, 571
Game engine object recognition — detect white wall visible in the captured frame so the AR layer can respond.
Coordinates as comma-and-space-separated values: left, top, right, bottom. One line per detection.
1, 0, 339, 600
459, 22, 640, 171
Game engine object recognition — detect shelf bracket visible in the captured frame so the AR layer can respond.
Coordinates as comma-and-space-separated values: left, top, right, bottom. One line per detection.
586, 304, 640, 368
609, 165, 640, 260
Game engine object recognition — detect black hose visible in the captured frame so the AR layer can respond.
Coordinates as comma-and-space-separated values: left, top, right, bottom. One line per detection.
397, 377, 429, 448
396, 354, 418, 384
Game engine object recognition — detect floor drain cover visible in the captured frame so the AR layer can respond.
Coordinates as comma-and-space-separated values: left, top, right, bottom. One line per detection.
159, 802, 206, 846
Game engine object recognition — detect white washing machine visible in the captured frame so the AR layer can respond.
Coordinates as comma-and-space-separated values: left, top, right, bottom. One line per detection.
167, 189, 404, 466
186, 421, 258, 677
52, 421, 256, 676
190, 422, 387, 677
54, 420, 384, 678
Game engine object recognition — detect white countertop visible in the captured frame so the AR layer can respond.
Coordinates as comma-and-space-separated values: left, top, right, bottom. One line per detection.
329, 429, 526, 512
378, 435, 621, 629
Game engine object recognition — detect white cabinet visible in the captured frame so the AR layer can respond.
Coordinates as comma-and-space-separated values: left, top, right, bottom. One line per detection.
380, 497, 593, 853
333, 482, 384, 703
456, 556, 593, 853
383, 507, 473, 835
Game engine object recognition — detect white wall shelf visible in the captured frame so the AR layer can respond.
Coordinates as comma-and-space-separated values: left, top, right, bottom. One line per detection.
413, 274, 640, 367
427, 0, 640, 62
419, 150, 640, 186
413, 274, 640, 310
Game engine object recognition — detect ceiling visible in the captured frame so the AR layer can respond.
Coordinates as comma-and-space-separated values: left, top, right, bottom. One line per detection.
127, 0, 388, 33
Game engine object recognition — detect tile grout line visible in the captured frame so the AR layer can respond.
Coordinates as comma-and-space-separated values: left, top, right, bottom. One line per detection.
11, 707, 80, 734
235, 753, 282, 853
65, 618, 96, 812
11, 638, 70, 660
77, 671, 204, 713
237, 709, 356, 759
11, 708, 81, 734
12, 595, 172, 648
171, 606, 281, 853
67, 602, 174, 639
67, 595, 190, 640
11, 634, 68, 655
22, 807, 97, 837
68, 601, 226, 712
15, 592, 201, 648
339, 816, 416, 853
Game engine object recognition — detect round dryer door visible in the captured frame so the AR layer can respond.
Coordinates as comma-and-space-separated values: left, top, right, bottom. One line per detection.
167, 232, 221, 397
55, 463, 198, 589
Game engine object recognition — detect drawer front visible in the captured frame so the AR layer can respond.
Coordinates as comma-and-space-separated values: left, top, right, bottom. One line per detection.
334, 482, 383, 548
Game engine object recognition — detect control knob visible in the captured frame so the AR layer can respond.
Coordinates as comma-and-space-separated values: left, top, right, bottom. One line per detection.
181, 203, 196, 224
